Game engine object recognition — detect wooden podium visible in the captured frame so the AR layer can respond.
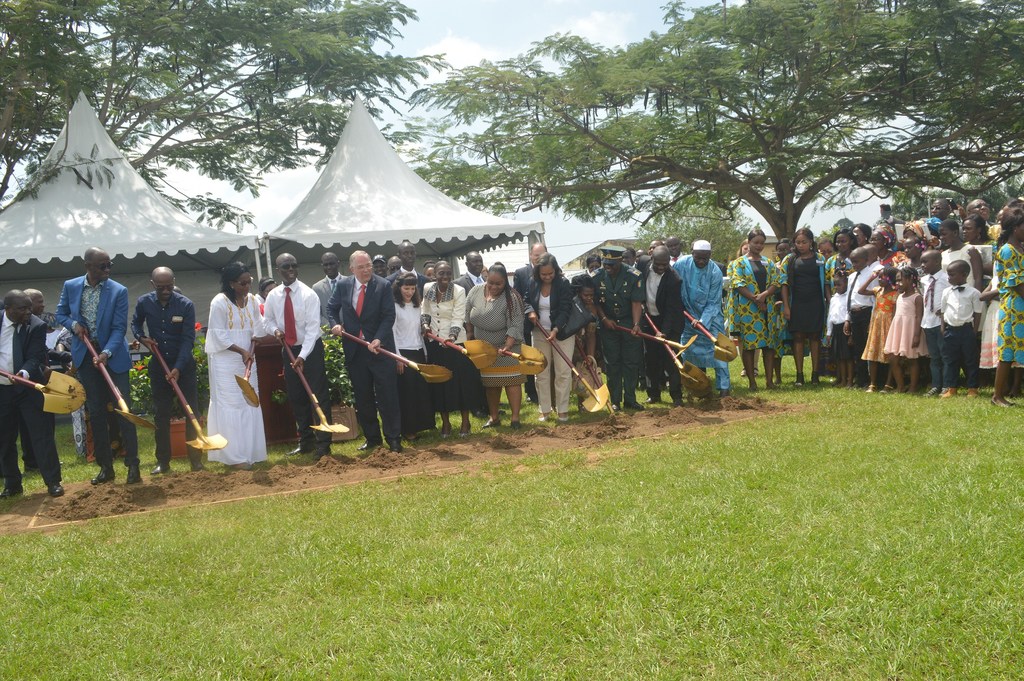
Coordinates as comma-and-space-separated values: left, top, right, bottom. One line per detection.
254, 338, 298, 444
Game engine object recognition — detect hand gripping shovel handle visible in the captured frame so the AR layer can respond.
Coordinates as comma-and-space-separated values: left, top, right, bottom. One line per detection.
681, 310, 716, 343
644, 313, 683, 365
243, 340, 256, 380
0, 368, 44, 391
425, 330, 468, 355
82, 336, 155, 428
681, 310, 737, 362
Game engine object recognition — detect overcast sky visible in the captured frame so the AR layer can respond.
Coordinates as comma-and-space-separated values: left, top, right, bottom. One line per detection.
166, 0, 870, 265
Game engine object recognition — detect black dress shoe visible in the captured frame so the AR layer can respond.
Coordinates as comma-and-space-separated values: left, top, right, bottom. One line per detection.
151, 464, 172, 475
623, 402, 645, 411
672, 399, 684, 407
357, 441, 381, 451
48, 483, 64, 498
719, 389, 730, 398
91, 467, 115, 485
387, 439, 403, 453
126, 464, 142, 484
610, 404, 620, 412
645, 396, 660, 404
0, 486, 23, 499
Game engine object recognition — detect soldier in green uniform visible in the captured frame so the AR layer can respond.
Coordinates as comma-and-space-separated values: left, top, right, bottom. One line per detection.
592, 246, 646, 410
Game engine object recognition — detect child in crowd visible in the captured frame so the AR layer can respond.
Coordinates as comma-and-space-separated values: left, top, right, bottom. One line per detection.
844, 246, 882, 388
919, 250, 949, 396
827, 270, 854, 387
939, 259, 983, 397
883, 266, 927, 392
858, 264, 899, 392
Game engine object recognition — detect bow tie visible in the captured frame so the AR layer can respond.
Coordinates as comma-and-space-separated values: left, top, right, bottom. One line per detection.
954, 286, 965, 292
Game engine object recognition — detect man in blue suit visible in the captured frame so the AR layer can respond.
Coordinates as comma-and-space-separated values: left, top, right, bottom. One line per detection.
327, 250, 403, 453
56, 247, 141, 485
1, 290, 65, 497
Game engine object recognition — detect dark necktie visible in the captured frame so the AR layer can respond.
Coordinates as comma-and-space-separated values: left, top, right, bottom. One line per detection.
12, 324, 24, 371
356, 283, 366, 317
925, 278, 936, 311
954, 286, 965, 292
847, 271, 859, 307
284, 287, 297, 346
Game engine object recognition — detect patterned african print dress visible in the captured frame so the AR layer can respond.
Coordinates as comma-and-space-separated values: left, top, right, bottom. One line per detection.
862, 287, 899, 363
995, 242, 1024, 365
465, 284, 526, 387
727, 255, 782, 351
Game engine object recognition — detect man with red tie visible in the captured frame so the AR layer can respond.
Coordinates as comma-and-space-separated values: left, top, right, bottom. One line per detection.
262, 253, 333, 460
327, 250, 402, 453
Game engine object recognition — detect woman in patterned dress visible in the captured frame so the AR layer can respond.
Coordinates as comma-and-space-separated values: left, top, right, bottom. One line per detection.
205, 262, 268, 469
465, 263, 526, 428
992, 202, 1024, 406
727, 229, 781, 390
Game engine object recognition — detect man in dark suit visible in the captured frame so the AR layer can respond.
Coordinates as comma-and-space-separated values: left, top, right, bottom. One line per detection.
56, 246, 141, 485
514, 242, 547, 403
640, 246, 685, 406
455, 251, 486, 293
312, 251, 344, 326
327, 251, 403, 453
1, 290, 64, 497
386, 240, 429, 294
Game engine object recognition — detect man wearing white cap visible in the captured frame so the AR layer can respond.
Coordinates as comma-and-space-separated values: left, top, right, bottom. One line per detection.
675, 240, 731, 397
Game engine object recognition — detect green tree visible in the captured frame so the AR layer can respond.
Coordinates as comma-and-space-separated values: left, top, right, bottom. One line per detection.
1, 0, 441, 226
413, 0, 1024, 239
634, 208, 753, 263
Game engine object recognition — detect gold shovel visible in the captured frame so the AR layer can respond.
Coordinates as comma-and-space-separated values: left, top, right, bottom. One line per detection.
641, 315, 712, 398
280, 339, 350, 433
425, 331, 498, 369
0, 368, 86, 414
338, 330, 452, 383
497, 344, 547, 375
146, 341, 228, 450
682, 310, 738, 362
234, 341, 260, 407
533, 322, 609, 413
82, 337, 155, 429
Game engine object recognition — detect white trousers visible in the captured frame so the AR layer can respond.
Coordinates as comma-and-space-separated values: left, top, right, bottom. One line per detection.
532, 329, 575, 414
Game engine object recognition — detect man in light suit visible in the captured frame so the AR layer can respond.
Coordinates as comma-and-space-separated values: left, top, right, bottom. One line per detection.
327, 251, 403, 453
56, 247, 141, 485
312, 251, 344, 326
1, 290, 64, 497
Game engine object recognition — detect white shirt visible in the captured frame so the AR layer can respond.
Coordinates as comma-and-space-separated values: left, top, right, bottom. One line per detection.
846, 261, 883, 314
827, 292, 849, 329
262, 280, 322, 360
393, 303, 424, 351
920, 270, 949, 329
538, 293, 552, 330
940, 285, 983, 328
0, 313, 29, 385
646, 270, 664, 316
467, 273, 485, 286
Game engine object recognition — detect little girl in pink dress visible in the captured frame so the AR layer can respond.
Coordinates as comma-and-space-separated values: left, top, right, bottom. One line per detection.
884, 266, 929, 392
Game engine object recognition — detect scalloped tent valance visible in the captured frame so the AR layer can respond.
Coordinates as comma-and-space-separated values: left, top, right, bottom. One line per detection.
0, 92, 255, 267
268, 97, 543, 260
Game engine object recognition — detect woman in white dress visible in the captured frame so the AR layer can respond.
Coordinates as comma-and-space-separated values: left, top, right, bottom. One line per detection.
206, 262, 268, 469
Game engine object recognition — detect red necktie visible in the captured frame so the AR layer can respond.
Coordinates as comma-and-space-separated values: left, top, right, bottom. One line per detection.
284, 286, 297, 346
356, 283, 366, 317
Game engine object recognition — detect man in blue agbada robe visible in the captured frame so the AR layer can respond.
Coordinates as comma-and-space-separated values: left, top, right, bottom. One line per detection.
675, 240, 731, 397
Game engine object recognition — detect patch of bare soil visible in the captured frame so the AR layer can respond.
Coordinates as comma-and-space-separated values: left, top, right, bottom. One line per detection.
0, 397, 782, 534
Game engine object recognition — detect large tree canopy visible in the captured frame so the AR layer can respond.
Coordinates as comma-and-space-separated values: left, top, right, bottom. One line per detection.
1, 0, 440, 226
413, 0, 1024, 238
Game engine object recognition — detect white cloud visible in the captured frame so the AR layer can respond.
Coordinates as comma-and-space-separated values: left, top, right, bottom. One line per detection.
418, 31, 503, 82
559, 10, 634, 47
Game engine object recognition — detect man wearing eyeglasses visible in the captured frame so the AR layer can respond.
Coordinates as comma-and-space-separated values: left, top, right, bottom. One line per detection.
131, 267, 204, 474
262, 253, 333, 460
56, 247, 141, 485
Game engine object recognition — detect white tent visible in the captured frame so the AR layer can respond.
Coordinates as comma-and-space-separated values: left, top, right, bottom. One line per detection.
267, 97, 543, 268
0, 93, 257, 320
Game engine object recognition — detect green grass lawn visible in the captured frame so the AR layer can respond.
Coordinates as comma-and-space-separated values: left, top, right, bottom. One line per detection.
2, 362, 1023, 679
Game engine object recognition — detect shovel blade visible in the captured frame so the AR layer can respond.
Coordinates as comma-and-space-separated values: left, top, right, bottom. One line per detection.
582, 383, 610, 413
44, 371, 86, 399
234, 374, 261, 407
678, 362, 713, 397
187, 433, 228, 451
41, 391, 85, 414
462, 340, 498, 369
417, 363, 453, 384
116, 409, 156, 429
312, 407, 350, 433
713, 333, 738, 362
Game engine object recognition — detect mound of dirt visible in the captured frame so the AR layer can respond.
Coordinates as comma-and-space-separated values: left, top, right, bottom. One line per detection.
1, 396, 780, 533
